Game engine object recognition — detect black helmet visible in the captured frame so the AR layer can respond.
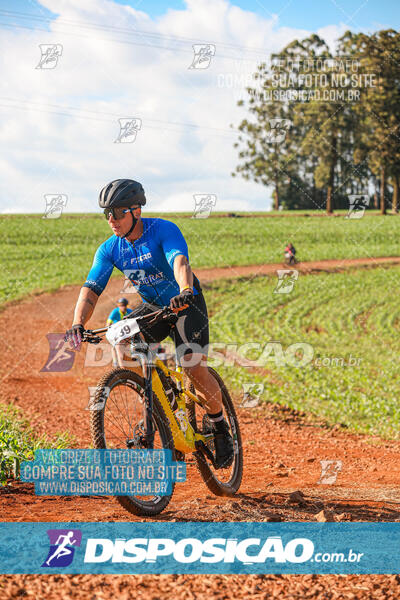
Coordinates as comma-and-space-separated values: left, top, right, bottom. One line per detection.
99, 179, 146, 208
117, 297, 129, 306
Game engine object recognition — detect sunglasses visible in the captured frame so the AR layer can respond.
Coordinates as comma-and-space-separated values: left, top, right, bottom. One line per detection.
104, 206, 140, 220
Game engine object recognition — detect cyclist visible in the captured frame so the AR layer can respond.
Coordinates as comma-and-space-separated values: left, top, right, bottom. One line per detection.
106, 297, 133, 367
65, 179, 233, 469
284, 242, 297, 264
107, 297, 133, 326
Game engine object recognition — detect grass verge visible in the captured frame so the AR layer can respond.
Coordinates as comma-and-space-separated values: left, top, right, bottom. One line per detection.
0, 403, 74, 485
1, 213, 399, 306
206, 265, 400, 439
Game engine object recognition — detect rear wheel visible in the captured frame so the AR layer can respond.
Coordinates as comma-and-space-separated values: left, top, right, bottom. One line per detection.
90, 368, 175, 516
187, 367, 243, 496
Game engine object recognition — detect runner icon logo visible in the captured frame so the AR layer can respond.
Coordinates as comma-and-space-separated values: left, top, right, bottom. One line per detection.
346, 194, 370, 219
42, 529, 82, 568
266, 118, 292, 144
36, 44, 63, 69
86, 386, 110, 411
274, 270, 299, 294
189, 44, 216, 69
40, 334, 76, 372
192, 194, 217, 218
240, 383, 264, 408
318, 460, 342, 484
114, 118, 142, 143
43, 194, 68, 219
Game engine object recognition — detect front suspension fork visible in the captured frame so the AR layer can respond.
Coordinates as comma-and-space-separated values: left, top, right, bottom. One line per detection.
144, 365, 155, 448
130, 341, 155, 449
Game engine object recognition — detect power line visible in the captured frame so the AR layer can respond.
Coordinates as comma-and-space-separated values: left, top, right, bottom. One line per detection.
0, 8, 271, 58
0, 20, 257, 62
0, 97, 238, 138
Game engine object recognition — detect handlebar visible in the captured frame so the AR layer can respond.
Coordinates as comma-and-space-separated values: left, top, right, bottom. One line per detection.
81, 304, 188, 344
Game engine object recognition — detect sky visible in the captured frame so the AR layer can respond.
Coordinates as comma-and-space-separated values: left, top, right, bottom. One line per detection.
0, 0, 398, 213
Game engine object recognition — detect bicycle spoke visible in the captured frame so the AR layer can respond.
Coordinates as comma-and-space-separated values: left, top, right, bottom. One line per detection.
104, 386, 141, 439
117, 378, 136, 433
104, 409, 129, 441
104, 387, 141, 441
106, 385, 135, 431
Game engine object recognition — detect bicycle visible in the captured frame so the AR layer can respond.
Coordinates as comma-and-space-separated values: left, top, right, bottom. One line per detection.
284, 252, 298, 266
82, 306, 243, 516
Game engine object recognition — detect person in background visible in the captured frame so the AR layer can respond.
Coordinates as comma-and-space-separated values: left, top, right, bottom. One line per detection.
284, 242, 297, 265
106, 297, 133, 367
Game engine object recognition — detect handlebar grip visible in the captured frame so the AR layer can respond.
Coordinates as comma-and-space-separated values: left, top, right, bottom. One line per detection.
172, 304, 189, 313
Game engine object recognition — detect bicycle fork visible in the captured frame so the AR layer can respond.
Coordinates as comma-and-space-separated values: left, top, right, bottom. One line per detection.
144, 364, 155, 449
130, 345, 155, 449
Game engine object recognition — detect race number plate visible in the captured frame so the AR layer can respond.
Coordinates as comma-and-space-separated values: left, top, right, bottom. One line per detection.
106, 319, 140, 346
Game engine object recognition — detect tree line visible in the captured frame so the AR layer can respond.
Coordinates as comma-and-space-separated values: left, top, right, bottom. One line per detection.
233, 30, 400, 214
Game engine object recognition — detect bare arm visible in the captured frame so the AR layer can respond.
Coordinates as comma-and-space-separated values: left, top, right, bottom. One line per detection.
72, 287, 99, 327
173, 255, 194, 291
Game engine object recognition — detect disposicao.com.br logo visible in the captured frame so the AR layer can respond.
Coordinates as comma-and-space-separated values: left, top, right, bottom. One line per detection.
82, 536, 352, 565
36, 531, 365, 572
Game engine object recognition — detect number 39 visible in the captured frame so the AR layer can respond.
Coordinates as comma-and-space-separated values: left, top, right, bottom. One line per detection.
119, 325, 131, 338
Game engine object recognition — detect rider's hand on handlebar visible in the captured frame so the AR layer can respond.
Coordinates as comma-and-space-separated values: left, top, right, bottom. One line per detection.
169, 288, 193, 310
65, 324, 85, 350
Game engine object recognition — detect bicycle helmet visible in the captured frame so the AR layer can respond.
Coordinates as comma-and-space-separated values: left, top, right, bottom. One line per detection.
99, 179, 146, 208
99, 179, 146, 239
117, 297, 129, 306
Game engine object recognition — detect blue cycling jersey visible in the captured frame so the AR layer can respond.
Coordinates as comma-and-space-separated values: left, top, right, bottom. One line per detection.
107, 307, 133, 324
83, 218, 200, 307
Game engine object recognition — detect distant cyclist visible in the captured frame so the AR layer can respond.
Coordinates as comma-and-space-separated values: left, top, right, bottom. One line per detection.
284, 242, 297, 265
65, 179, 233, 469
106, 297, 133, 367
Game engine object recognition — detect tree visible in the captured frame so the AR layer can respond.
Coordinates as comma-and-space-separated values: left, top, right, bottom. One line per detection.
234, 34, 358, 212
351, 30, 400, 214
233, 29, 400, 214
232, 64, 294, 210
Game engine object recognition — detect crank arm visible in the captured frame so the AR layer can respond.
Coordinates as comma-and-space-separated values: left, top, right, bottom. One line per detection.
195, 439, 217, 469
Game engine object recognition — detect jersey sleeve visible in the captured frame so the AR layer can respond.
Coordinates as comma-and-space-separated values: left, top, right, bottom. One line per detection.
83, 242, 114, 296
158, 219, 189, 268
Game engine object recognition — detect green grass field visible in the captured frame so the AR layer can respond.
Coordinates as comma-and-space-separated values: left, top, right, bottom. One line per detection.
0, 403, 73, 484
2, 211, 399, 441
0, 212, 399, 306
206, 266, 400, 439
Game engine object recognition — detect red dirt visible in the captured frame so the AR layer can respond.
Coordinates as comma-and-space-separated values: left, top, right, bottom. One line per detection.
197, 256, 400, 282
1, 257, 400, 598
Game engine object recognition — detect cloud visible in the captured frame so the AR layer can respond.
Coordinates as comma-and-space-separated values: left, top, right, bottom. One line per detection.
0, 0, 355, 213
316, 24, 350, 50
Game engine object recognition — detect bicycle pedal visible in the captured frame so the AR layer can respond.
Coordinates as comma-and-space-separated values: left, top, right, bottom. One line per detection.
195, 440, 217, 469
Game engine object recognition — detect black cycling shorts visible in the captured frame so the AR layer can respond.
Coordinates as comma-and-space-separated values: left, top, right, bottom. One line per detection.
128, 292, 209, 364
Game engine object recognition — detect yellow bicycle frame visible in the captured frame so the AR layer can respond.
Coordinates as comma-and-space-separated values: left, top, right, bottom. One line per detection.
151, 359, 209, 454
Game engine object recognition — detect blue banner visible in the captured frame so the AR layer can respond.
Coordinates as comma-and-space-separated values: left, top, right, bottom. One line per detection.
0, 522, 399, 574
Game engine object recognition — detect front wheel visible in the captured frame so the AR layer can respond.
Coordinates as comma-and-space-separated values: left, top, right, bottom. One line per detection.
90, 368, 176, 517
187, 367, 243, 496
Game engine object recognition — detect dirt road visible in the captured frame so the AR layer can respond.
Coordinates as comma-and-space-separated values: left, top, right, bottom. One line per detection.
1, 257, 400, 598
197, 255, 400, 282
